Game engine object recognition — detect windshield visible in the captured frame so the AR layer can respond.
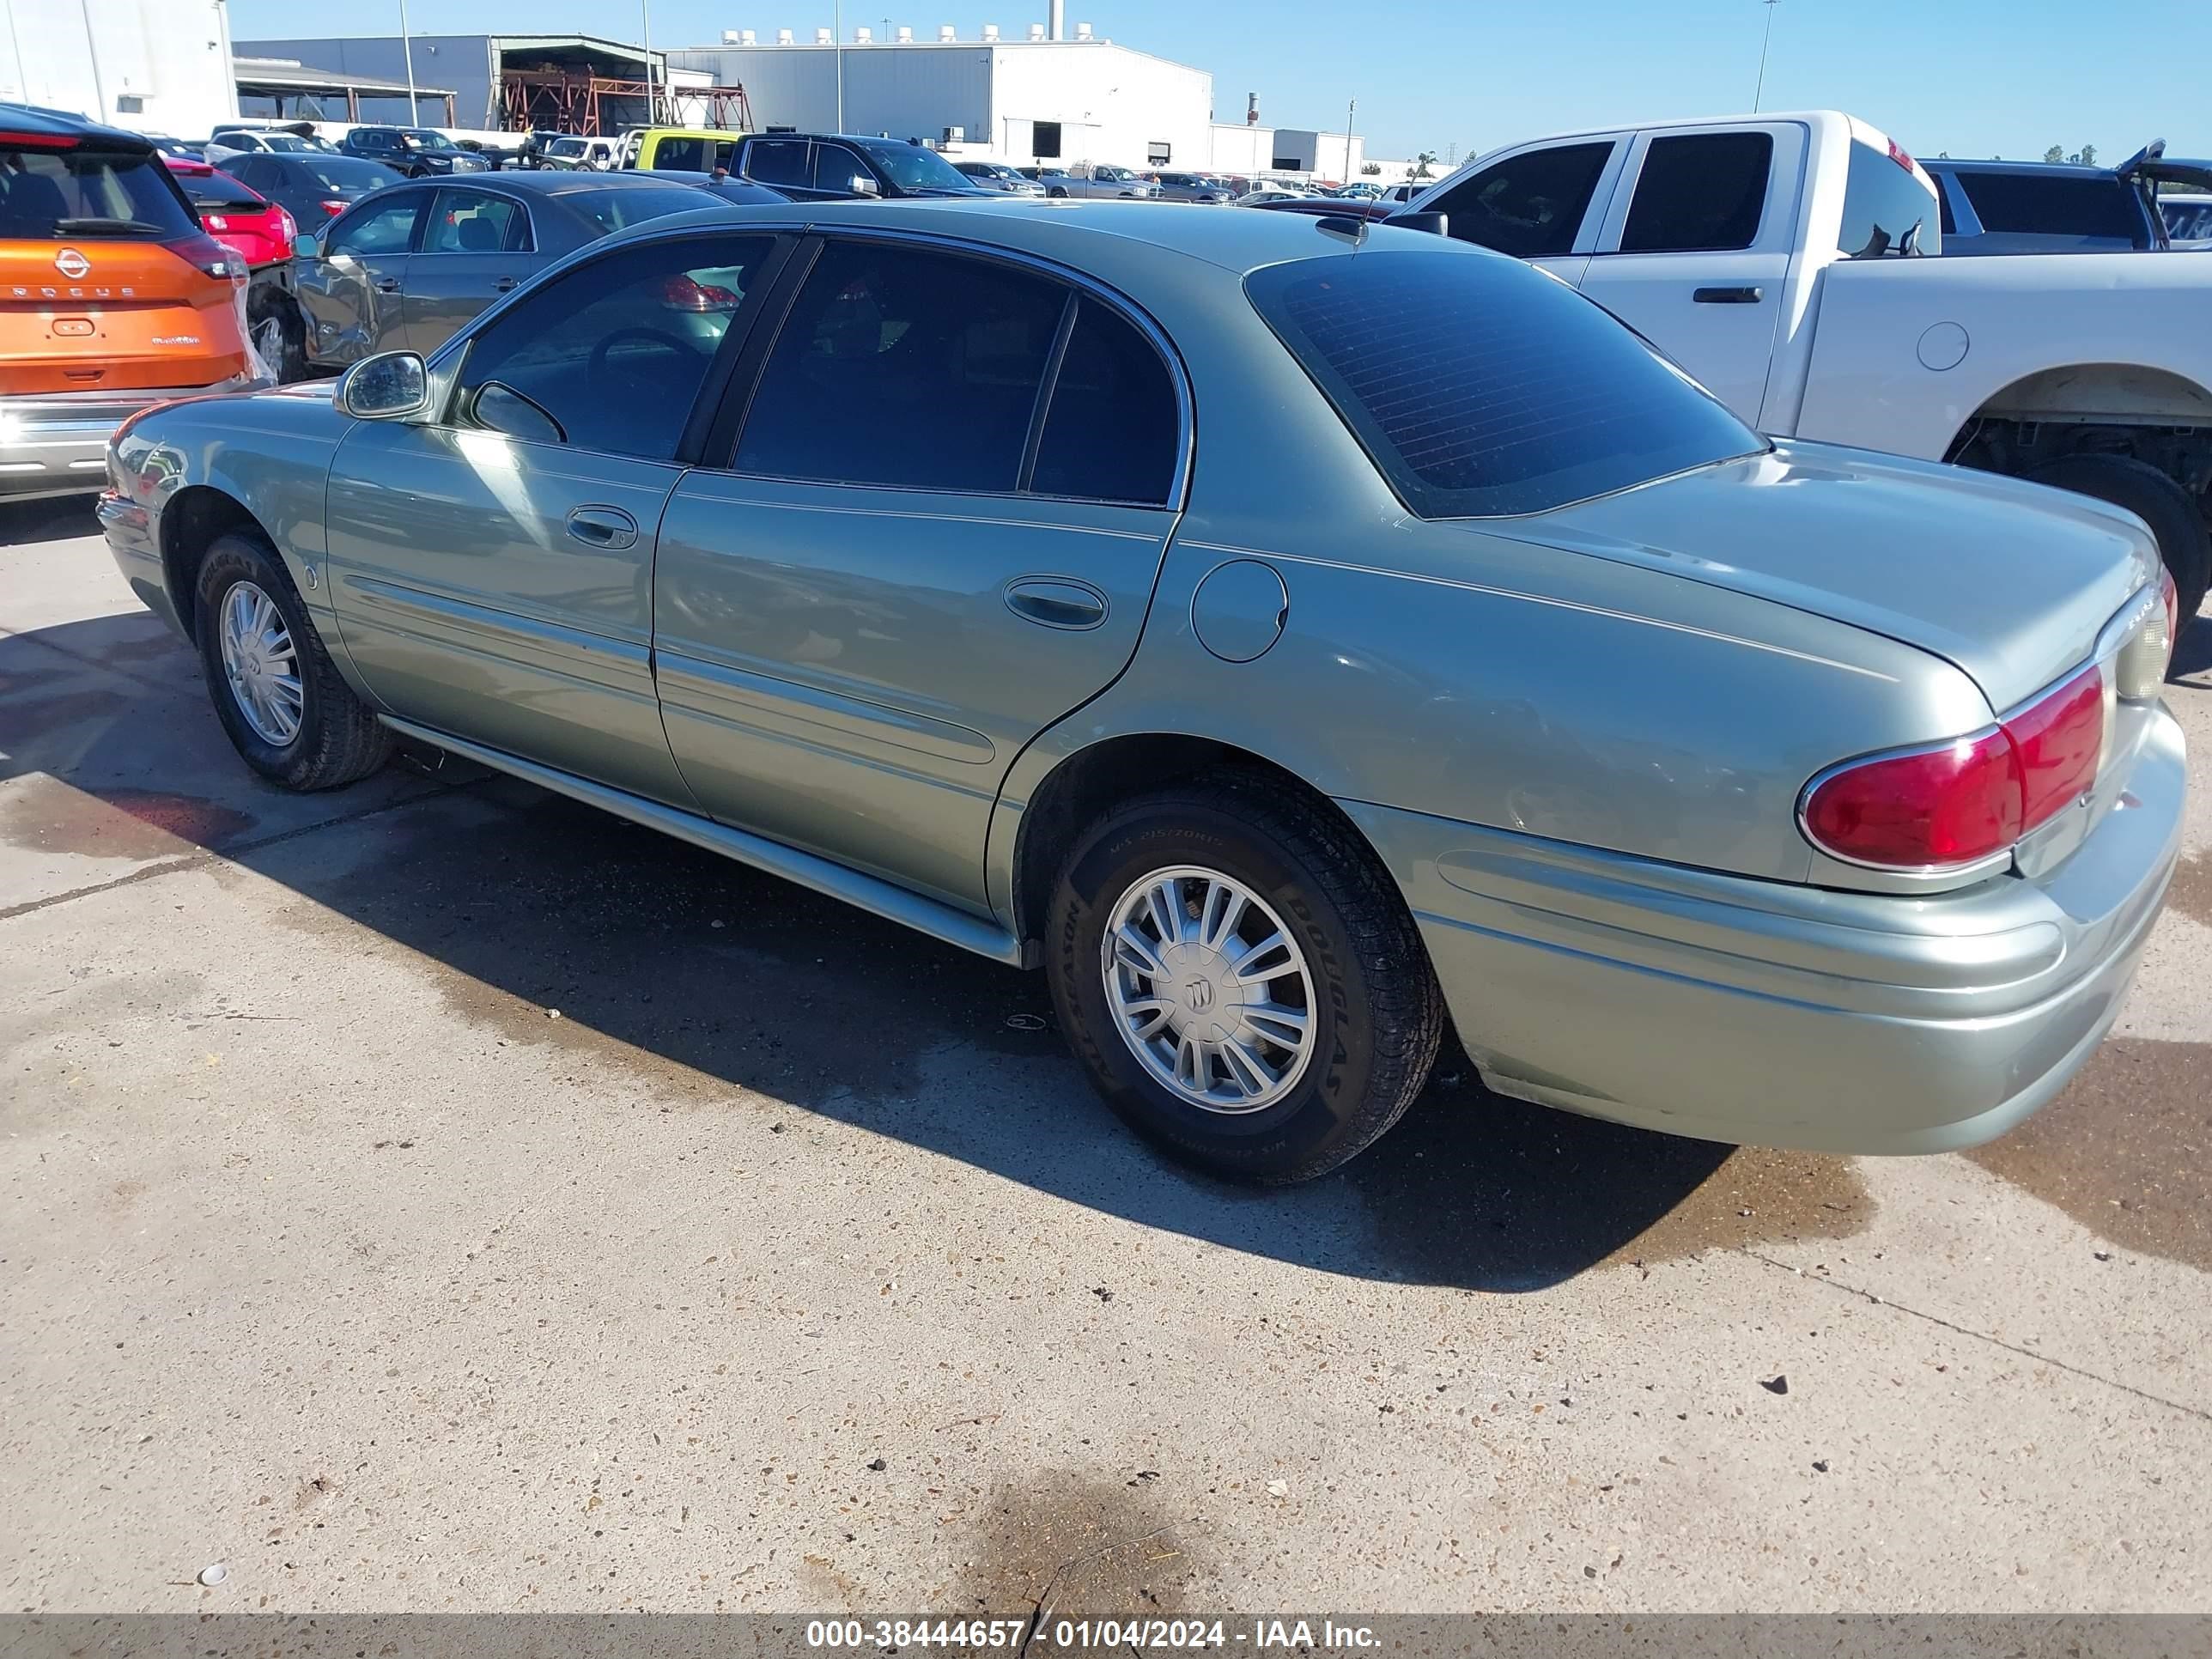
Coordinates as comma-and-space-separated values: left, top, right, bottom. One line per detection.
856, 140, 975, 191
562, 185, 714, 235
548, 138, 586, 157
402, 131, 459, 152
1092, 165, 1134, 181
264, 135, 333, 155
1249, 249, 1764, 518
299, 156, 396, 194
0, 145, 200, 240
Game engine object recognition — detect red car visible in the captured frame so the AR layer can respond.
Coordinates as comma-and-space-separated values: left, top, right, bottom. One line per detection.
163, 155, 306, 379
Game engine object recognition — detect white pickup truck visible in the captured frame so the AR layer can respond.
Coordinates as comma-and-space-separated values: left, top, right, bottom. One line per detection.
1408, 111, 2212, 618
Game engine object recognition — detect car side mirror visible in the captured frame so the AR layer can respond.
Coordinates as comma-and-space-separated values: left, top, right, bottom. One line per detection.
294, 228, 323, 259
337, 350, 429, 420
849, 174, 882, 198
1384, 210, 1449, 237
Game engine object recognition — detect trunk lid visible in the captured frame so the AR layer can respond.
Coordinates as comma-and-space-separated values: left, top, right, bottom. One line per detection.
1501, 442, 2158, 712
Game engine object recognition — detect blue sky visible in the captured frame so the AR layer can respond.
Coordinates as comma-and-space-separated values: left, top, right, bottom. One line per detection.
225, 0, 2212, 161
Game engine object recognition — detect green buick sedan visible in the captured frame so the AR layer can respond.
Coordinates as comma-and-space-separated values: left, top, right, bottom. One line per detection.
98, 199, 2185, 1182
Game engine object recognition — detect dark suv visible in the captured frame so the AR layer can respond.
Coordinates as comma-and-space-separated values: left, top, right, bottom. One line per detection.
730, 133, 994, 200
337, 127, 491, 179
1926, 143, 2212, 255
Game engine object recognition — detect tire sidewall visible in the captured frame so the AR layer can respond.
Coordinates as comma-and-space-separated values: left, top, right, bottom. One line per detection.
1049, 803, 1382, 1179
193, 536, 328, 787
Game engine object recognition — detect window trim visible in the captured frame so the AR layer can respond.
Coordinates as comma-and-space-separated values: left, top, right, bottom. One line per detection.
699, 227, 1193, 512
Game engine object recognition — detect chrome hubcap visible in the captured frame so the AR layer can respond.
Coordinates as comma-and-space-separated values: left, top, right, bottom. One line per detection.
218, 580, 303, 746
1101, 865, 1316, 1115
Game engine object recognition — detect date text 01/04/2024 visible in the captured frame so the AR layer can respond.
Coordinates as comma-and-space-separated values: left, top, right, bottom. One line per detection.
803, 1619, 1382, 1650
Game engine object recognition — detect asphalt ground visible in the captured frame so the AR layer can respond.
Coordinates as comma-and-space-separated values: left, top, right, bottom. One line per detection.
3, 494, 2209, 1614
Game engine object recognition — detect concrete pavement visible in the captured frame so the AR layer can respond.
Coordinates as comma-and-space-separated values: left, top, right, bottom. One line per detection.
3, 495, 2209, 1614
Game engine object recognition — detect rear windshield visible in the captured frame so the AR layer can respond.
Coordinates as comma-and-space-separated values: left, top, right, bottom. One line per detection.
559, 184, 709, 234
0, 145, 199, 240
178, 171, 264, 214
1954, 170, 2149, 246
1248, 249, 1763, 518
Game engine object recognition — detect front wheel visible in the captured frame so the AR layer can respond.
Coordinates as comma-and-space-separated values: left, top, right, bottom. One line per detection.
1046, 775, 1444, 1183
193, 530, 392, 791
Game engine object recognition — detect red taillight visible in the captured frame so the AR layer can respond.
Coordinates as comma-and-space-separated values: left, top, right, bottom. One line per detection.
0, 129, 75, 150
168, 230, 247, 284
2008, 665, 2106, 831
1802, 665, 2106, 872
1887, 137, 1917, 173
2160, 567, 2180, 665
1803, 730, 2023, 869
319, 199, 348, 217
661, 273, 740, 313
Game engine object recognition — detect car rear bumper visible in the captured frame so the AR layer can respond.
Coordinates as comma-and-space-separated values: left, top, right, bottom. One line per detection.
1340, 702, 2186, 1154
0, 378, 264, 500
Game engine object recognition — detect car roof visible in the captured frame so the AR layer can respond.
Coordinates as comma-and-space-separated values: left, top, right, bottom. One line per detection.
0, 100, 156, 151
586, 195, 1475, 278
413, 170, 707, 196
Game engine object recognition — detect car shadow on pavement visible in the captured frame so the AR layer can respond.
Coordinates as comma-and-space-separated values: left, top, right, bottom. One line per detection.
3, 609, 1877, 1293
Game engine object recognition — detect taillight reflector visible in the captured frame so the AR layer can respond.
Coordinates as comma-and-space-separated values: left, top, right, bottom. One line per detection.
1887, 137, 1917, 173
1802, 665, 2107, 872
320, 199, 348, 216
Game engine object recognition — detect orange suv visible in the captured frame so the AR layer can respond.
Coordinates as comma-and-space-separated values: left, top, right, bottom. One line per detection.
2, 104, 263, 500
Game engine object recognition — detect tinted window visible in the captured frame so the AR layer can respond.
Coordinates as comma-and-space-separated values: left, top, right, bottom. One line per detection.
1425, 141, 1612, 258
179, 170, 264, 215
0, 145, 199, 240
1249, 250, 1762, 518
1620, 132, 1771, 253
422, 189, 522, 252
655, 137, 708, 171
745, 139, 811, 187
1842, 143, 1942, 257
1954, 170, 2148, 245
812, 143, 872, 192
562, 185, 715, 236
327, 191, 422, 255
735, 240, 1065, 492
1031, 301, 1178, 506
455, 234, 774, 460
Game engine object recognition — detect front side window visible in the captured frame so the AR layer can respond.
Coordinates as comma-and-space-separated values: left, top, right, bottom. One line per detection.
1425, 141, 1613, 258
855, 141, 974, 193
734, 240, 1066, 492
326, 191, 422, 256
812, 143, 872, 192
454, 234, 775, 460
745, 139, 811, 188
1841, 143, 1942, 257
1249, 250, 1763, 518
422, 189, 523, 253
1619, 131, 1772, 254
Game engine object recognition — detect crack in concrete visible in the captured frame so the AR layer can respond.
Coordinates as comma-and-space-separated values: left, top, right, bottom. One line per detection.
1741, 1246, 2212, 1425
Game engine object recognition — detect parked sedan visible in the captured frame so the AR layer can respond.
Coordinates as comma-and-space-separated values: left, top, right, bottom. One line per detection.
287, 171, 748, 371
100, 199, 2184, 1182
952, 159, 1047, 196
222, 152, 404, 229
1149, 170, 1234, 204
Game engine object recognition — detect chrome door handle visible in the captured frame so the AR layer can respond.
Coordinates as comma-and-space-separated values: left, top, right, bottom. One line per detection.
566, 506, 640, 550
1005, 577, 1108, 630
374, 277, 402, 294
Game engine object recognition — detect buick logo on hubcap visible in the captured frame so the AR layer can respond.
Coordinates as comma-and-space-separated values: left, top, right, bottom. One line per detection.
54, 247, 90, 280
1185, 979, 1213, 1012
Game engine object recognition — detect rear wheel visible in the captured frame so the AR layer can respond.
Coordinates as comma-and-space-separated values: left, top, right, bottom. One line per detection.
2025, 452, 2209, 625
193, 530, 392, 791
1046, 775, 1444, 1183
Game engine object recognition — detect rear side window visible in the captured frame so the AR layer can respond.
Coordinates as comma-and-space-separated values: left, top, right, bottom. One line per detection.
0, 145, 199, 240
1843, 143, 1942, 257
1424, 142, 1612, 258
1953, 171, 2148, 246
1030, 301, 1179, 506
734, 240, 1066, 492
1620, 132, 1772, 253
1249, 250, 1763, 518
745, 140, 811, 188
327, 191, 422, 255
655, 137, 708, 171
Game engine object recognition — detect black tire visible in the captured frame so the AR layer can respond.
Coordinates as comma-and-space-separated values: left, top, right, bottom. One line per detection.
1046, 773, 1444, 1183
192, 529, 392, 791
2025, 452, 2209, 625
1048, 185, 1069, 198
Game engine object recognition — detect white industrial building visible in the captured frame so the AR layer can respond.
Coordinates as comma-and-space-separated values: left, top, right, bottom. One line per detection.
1, 0, 239, 137
671, 16, 1365, 178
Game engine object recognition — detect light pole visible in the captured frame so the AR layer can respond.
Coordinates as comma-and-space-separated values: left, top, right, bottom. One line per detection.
76, 0, 110, 117
1753, 0, 1778, 113
1341, 96, 1355, 187
640, 0, 654, 126
834, 0, 844, 132
397, 0, 419, 125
